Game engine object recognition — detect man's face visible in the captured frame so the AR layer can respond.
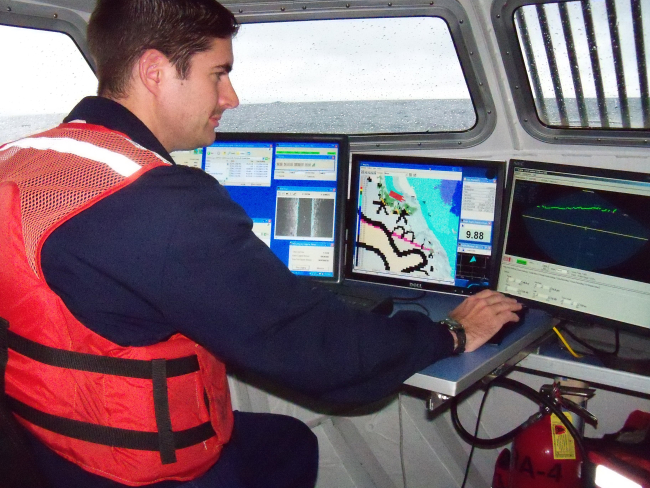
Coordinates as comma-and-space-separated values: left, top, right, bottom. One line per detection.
158, 37, 239, 152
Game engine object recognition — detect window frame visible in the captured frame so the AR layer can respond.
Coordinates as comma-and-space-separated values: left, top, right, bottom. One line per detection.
0, 2, 95, 73
492, 0, 650, 147
222, 0, 496, 151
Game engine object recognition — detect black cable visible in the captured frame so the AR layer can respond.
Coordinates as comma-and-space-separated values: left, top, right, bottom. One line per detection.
451, 392, 531, 448
451, 377, 588, 463
460, 388, 490, 488
560, 323, 620, 357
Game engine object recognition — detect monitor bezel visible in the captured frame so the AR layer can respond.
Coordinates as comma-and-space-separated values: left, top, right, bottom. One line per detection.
345, 153, 506, 295
213, 132, 349, 284
498, 158, 650, 335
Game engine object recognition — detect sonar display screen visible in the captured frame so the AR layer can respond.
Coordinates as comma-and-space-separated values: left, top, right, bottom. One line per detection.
498, 160, 650, 330
347, 154, 504, 294
172, 134, 348, 282
506, 178, 650, 282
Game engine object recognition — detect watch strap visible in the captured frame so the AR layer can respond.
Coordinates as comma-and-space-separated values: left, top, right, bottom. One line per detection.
441, 317, 466, 355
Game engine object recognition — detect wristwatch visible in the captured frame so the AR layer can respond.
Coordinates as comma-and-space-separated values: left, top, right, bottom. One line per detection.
441, 317, 466, 355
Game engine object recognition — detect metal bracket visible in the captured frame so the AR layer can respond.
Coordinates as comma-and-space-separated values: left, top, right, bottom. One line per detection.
425, 392, 451, 412
484, 348, 535, 383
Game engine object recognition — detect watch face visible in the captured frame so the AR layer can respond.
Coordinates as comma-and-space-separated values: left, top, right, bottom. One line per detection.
443, 319, 466, 355
444, 318, 463, 330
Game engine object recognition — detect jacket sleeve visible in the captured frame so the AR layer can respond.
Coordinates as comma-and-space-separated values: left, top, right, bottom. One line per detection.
159, 170, 454, 405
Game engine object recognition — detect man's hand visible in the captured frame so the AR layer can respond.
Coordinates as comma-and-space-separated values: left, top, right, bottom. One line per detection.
448, 290, 522, 352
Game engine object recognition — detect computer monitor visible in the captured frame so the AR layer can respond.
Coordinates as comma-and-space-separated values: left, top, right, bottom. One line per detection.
174, 133, 348, 282
497, 159, 650, 332
346, 154, 505, 294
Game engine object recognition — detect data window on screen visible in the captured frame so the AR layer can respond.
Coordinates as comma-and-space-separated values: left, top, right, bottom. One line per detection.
171, 149, 204, 169
288, 242, 335, 276
457, 174, 498, 281
252, 218, 272, 247
273, 143, 338, 181
204, 142, 273, 186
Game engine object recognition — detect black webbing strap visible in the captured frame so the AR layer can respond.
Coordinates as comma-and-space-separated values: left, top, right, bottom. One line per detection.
7, 396, 216, 451
0, 318, 48, 488
0, 318, 7, 395
5, 328, 213, 463
7, 329, 199, 378
152, 359, 176, 464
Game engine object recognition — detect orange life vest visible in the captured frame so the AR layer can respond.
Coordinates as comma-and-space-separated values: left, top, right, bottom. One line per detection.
0, 123, 233, 486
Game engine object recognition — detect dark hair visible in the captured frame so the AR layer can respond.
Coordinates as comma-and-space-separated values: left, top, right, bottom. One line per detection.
88, 0, 239, 98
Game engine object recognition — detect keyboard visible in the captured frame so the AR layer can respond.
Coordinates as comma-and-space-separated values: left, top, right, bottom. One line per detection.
323, 285, 394, 315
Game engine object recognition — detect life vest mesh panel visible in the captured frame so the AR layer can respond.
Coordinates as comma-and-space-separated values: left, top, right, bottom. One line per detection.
0, 126, 167, 276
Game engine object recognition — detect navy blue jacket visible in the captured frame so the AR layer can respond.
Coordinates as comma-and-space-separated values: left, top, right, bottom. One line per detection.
41, 96, 453, 405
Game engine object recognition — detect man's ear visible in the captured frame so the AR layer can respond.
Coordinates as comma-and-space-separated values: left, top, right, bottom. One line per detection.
137, 49, 172, 96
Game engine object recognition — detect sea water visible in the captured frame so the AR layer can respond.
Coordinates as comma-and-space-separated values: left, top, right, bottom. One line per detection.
1, 98, 646, 145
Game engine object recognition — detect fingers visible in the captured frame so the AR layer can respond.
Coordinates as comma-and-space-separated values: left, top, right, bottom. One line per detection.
490, 299, 523, 315
471, 289, 506, 300
469, 290, 520, 308
449, 291, 522, 324
447, 292, 524, 352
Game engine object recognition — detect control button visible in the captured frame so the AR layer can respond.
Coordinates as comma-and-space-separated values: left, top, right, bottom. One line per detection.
537, 294, 549, 300
506, 286, 519, 293
562, 299, 573, 306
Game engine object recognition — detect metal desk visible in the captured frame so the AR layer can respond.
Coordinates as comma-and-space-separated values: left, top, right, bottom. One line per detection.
517, 347, 650, 396
397, 291, 557, 397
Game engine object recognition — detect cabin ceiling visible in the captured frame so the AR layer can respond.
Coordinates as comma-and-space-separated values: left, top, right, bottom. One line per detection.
9, 0, 327, 14
21, 0, 96, 14
11, 0, 476, 16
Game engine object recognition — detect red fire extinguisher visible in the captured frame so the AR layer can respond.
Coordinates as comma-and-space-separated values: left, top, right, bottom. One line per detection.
451, 377, 596, 488
491, 382, 597, 488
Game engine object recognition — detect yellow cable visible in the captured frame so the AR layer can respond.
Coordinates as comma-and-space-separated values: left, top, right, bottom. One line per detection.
553, 327, 582, 358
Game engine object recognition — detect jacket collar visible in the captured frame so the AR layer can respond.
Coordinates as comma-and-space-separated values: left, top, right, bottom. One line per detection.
64, 97, 175, 165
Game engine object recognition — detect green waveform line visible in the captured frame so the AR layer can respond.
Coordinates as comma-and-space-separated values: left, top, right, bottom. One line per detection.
537, 205, 617, 213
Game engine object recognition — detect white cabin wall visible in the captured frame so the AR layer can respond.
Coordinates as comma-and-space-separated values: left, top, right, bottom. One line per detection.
228, 368, 650, 488
227, 374, 496, 488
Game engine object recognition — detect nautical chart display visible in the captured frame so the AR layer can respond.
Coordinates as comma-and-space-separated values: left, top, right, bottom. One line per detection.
347, 155, 504, 294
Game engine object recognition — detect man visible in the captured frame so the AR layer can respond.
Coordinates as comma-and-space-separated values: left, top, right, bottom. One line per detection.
0, 0, 521, 486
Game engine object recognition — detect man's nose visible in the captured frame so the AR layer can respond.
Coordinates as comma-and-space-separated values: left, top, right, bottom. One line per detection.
220, 76, 239, 110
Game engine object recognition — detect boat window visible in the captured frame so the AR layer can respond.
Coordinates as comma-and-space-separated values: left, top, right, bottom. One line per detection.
0, 25, 97, 144
222, 17, 475, 134
513, 0, 649, 129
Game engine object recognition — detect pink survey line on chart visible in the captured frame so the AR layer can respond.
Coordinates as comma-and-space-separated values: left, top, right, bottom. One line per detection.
362, 218, 433, 252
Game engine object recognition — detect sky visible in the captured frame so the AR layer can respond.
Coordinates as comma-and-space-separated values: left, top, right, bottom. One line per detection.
0, 25, 97, 116
230, 16, 470, 104
0, 16, 470, 115
0, 0, 648, 115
